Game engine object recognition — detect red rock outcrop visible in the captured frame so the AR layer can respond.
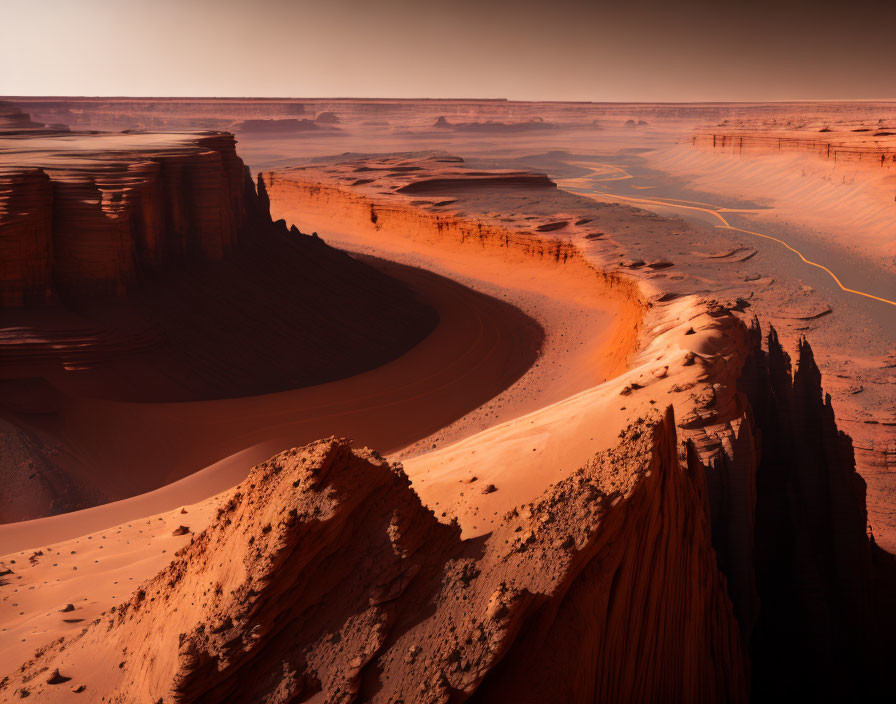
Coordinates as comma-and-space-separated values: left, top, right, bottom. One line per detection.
0, 132, 265, 303
0, 412, 748, 703
682, 318, 893, 698
0, 135, 445, 522
3, 149, 891, 700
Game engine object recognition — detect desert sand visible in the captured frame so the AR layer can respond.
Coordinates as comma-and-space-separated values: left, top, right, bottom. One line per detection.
0, 98, 893, 701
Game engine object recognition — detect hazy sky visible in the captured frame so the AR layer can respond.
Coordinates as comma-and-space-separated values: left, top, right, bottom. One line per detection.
2, 0, 894, 101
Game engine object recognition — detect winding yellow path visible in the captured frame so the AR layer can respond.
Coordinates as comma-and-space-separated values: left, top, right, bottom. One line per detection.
561, 162, 896, 308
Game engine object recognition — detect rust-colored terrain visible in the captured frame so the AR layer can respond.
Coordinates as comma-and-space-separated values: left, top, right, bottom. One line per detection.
0, 98, 893, 702
0, 104, 440, 522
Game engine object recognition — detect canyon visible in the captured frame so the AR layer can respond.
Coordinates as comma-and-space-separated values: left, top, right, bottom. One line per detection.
262, 156, 893, 696
0, 114, 441, 521
0, 99, 893, 702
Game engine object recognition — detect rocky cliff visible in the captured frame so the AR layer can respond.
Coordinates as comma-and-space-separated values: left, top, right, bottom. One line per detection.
3, 151, 891, 700
263, 159, 895, 700
0, 132, 270, 305
1, 412, 748, 703
692, 132, 896, 167
684, 319, 892, 699
4, 323, 889, 701
734, 324, 888, 699
0, 133, 444, 522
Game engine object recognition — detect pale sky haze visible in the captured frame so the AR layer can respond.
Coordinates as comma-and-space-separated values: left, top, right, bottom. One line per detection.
2, 0, 894, 101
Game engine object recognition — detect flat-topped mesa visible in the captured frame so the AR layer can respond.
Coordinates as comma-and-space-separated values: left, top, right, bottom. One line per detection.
0, 131, 276, 305
280, 153, 557, 196
396, 171, 556, 194
0, 100, 57, 135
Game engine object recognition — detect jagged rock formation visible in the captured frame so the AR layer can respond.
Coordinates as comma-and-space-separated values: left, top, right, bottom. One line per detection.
0, 412, 748, 703
3, 147, 891, 701
735, 324, 888, 699
688, 320, 892, 699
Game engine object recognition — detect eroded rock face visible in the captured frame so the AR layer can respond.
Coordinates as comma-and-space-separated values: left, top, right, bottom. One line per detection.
1, 413, 747, 703
689, 320, 891, 698
736, 324, 885, 699
0, 132, 268, 304
262, 156, 895, 698
0, 133, 443, 522
693, 132, 896, 167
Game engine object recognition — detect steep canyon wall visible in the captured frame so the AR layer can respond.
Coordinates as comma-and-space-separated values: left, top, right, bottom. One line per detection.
265, 168, 894, 699
0, 133, 264, 305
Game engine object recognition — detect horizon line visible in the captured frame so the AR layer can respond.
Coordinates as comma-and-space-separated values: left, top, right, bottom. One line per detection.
4, 95, 896, 105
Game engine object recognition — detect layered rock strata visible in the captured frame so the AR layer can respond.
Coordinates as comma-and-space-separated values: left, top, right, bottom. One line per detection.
0, 132, 264, 304
693, 132, 896, 167
0, 136, 443, 521
0, 168, 54, 305
681, 318, 892, 698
